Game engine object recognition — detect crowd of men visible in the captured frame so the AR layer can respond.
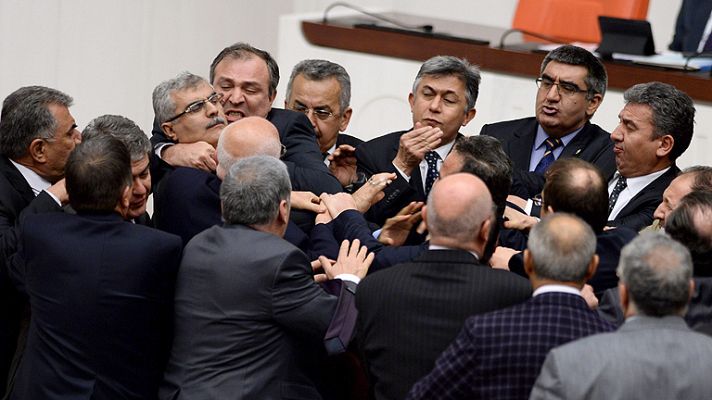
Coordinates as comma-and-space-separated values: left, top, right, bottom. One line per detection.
1, 41, 711, 400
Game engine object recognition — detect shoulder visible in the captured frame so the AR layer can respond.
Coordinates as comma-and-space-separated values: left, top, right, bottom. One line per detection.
337, 133, 364, 147
480, 117, 536, 138
360, 130, 408, 148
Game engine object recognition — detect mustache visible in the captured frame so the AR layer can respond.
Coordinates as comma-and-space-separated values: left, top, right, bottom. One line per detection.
206, 116, 227, 129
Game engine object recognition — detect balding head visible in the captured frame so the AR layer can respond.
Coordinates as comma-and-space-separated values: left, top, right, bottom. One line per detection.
216, 116, 281, 179
425, 173, 493, 254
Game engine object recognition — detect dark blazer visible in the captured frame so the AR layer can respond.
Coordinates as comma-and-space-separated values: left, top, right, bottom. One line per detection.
8, 212, 182, 400
669, 0, 712, 52
160, 224, 357, 400
150, 108, 342, 195
355, 249, 531, 400
336, 133, 363, 148
608, 166, 679, 231
480, 117, 615, 198
407, 292, 615, 400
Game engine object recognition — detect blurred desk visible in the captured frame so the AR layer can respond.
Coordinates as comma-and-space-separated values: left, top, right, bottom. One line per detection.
302, 12, 712, 102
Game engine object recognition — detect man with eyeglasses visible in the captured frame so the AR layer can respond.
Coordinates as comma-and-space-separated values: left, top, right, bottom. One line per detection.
285, 59, 363, 188
149, 43, 341, 197
481, 45, 615, 204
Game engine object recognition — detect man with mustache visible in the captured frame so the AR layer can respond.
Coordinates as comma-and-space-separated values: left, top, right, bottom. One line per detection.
150, 43, 341, 196
481, 45, 615, 203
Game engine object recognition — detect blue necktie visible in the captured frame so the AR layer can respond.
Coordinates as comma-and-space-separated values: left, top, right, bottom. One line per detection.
534, 138, 563, 174
424, 151, 440, 196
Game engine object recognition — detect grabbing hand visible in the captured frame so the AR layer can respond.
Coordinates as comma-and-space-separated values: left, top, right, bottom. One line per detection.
378, 201, 424, 246
162, 142, 217, 172
318, 239, 374, 280
291, 191, 326, 213
352, 172, 396, 213
328, 144, 359, 187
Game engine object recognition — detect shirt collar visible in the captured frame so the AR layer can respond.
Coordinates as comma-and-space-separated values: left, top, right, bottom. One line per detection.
532, 284, 582, 297
428, 243, 480, 261
612, 167, 670, 192
534, 125, 583, 151
9, 159, 51, 196
432, 138, 456, 161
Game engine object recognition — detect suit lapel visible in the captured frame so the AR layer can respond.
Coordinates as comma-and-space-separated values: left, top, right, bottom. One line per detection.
0, 156, 35, 204
509, 121, 538, 170
560, 123, 593, 158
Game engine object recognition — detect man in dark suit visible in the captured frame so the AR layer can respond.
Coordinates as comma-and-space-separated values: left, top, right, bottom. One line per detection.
82, 115, 153, 225
669, 0, 712, 53
356, 55, 479, 225
151, 42, 341, 195
285, 59, 363, 190
531, 233, 712, 399
408, 213, 614, 400
160, 156, 372, 399
7, 135, 183, 399
355, 173, 531, 400
651, 166, 712, 229
480, 45, 614, 200
607, 82, 695, 231
0, 86, 79, 394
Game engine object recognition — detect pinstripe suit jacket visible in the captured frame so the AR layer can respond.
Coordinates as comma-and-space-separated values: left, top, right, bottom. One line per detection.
355, 249, 532, 400
407, 292, 615, 400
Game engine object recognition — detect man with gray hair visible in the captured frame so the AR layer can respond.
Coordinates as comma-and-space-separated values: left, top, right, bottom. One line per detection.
355, 173, 531, 400
82, 115, 153, 225
650, 165, 712, 229
408, 213, 614, 400
356, 55, 480, 226
531, 233, 712, 399
606, 82, 695, 231
160, 155, 372, 399
481, 45, 614, 200
0, 85, 80, 393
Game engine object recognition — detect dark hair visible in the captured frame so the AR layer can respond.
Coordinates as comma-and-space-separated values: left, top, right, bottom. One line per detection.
66, 135, 132, 212
210, 42, 280, 98
623, 82, 695, 162
541, 45, 607, 100
665, 190, 712, 276
286, 59, 351, 112
413, 55, 481, 111
542, 158, 608, 233
82, 114, 151, 162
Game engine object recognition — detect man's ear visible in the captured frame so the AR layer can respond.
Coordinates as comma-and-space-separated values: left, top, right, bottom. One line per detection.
619, 282, 630, 314
584, 254, 600, 282
161, 122, 178, 142
278, 199, 290, 225
339, 107, 353, 132
462, 108, 476, 127
585, 93, 603, 118
28, 138, 48, 163
478, 217, 492, 245
116, 184, 131, 218
523, 249, 535, 278
656, 134, 674, 158
408, 92, 415, 112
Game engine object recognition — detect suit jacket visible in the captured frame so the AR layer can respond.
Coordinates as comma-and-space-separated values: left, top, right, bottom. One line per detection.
355, 250, 532, 400
531, 315, 712, 400
153, 166, 308, 250
407, 292, 615, 400
356, 130, 462, 225
150, 108, 342, 195
669, 0, 712, 52
160, 224, 358, 400
608, 166, 679, 231
480, 117, 615, 198
336, 133, 363, 148
8, 211, 182, 400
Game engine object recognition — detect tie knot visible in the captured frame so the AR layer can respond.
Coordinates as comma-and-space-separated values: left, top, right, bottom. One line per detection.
545, 138, 563, 151
425, 151, 440, 163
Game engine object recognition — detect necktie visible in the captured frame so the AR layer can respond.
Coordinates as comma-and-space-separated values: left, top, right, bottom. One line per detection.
534, 138, 563, 174
322, 152, 329, 161
703, 32, 712, 53
608, 176, 628, 214
424, 151, 440, 196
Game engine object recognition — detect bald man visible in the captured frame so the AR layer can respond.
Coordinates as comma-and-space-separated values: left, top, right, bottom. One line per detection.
355, 173, 531, 400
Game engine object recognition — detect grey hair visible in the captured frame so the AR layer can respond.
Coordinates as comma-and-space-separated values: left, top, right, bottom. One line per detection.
679, 165, 712, 192
82, 115, 151, 162
541, 45, 607, 100
286, 59, 351, 113
220, 155, 291, 226
152, 72, 209, 124
617, 232, 693, 317
0, 86, 73, 159
209, 42, 280, 98
623, 82, 695, 161
527, 213, 597, 282
412, 55, 481, 111
426, 181, 491, 242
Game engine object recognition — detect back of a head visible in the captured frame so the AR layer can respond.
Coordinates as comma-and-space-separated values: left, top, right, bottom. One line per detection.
82, 114, 151, 162
542, 45, 607, 100
413, 55, 481, 111
453, 135, 513, 217
66, 135, 132, 213
528, 213, 596, 283
665, 190, 712, 275
427, 172, 493, 243
617, 232, 693, 317
623, 82, 695, 162
0, 85, 73, 159
286, 59, 351, 112
220, 155, 291, 226
216, 117, 281, 175
543, 158, 608, 233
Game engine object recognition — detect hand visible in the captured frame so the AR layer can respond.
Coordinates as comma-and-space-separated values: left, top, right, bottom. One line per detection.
314, 210, 333, 225
311, 258, 334, 283
320, 193, 358, 219
392, 122, 443, 176
162, 142, 217, 172
291, 191, 326, 213
352, 172, 396, 213
580, 284, 599, 309
506, 194, 528, 210
46, 179, 69, 205
318, 239, 374, 280
378, 201, 424, 246
489, 246, 520, 270
328, 144, 358, 187
503, 206, 538, 231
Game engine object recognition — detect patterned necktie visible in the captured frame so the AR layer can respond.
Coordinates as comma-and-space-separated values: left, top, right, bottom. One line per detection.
608, 176, 628, 214
534, 137, 563, 174
424, 151, 441, 196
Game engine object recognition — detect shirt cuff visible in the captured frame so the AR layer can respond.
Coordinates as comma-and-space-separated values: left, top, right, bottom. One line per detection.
372, 228, 382, 239
524, 198, 534, 215
154, 142, 174, 159
335, 274, 361, 284
44, 190, 61, 206
392, 162, 411, 182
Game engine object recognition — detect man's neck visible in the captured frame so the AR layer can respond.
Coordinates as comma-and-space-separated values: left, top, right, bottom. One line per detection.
429, 237, 482, 257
